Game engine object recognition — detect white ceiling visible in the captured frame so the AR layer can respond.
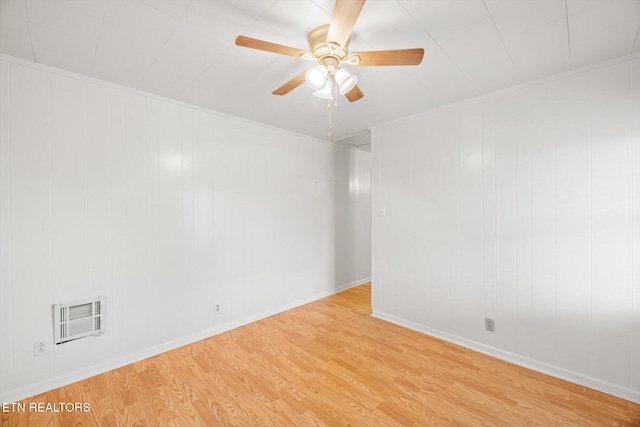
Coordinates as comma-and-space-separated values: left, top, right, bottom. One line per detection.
1, 0, 639, 142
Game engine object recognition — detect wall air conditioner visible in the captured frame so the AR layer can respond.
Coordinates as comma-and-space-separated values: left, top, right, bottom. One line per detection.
53, 296, 104, 344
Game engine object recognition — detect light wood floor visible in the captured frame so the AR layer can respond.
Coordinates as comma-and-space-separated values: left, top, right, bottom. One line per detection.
2, 283, 639, 426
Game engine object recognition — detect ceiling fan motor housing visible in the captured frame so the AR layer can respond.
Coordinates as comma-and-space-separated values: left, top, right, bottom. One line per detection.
308, 24, 350, 71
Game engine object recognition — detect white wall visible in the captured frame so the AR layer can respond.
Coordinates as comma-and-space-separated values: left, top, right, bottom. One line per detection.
372, 55, 640, 403
0, 56, 371, 402
335, 148, 372, 287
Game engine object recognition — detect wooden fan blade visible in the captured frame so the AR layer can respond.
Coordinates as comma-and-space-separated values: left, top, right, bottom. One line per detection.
349, 48, 424, 66
272, 71, 307, 96
235, 35, 309, 58
326, 0, 366, 51
345, 85, 364, 102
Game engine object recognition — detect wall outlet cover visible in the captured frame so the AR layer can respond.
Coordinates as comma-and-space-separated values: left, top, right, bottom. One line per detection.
485, 318, 495, 332
34, 340, 49, 356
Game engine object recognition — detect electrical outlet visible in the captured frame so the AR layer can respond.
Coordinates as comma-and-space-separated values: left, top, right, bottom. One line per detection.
485, 318, 495, 332
34, 340, 48, 357
214, 303, 221, 315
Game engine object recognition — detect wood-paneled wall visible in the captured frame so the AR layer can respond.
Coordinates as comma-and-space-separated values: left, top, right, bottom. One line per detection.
372, 56, 640, 403
0, 56, 372, 402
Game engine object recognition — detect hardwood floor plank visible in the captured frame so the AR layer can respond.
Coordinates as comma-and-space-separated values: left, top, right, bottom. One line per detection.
3, 283, 639, 426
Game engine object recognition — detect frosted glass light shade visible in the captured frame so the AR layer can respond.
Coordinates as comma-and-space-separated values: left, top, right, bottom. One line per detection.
305, 65, 328, 91
313, 80, 333, 99
334, 68, 357, 94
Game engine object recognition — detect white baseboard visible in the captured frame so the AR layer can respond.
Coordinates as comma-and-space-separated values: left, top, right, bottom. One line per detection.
0, 279, 370, 403
371, 310, 640, 405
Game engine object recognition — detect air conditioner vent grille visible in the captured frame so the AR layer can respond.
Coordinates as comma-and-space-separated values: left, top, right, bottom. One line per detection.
53, 297, 105, 344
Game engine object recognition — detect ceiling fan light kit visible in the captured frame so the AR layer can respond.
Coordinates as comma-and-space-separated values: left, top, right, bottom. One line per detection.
307, 66, 357, 100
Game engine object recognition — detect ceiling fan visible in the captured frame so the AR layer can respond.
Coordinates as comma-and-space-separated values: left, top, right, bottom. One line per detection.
234, 0, 424, 103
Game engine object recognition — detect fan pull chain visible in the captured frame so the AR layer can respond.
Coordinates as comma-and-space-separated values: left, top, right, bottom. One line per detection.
327, 102, 332, 153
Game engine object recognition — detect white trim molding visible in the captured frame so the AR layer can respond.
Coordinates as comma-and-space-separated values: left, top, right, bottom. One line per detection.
372, 311, 640, 404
